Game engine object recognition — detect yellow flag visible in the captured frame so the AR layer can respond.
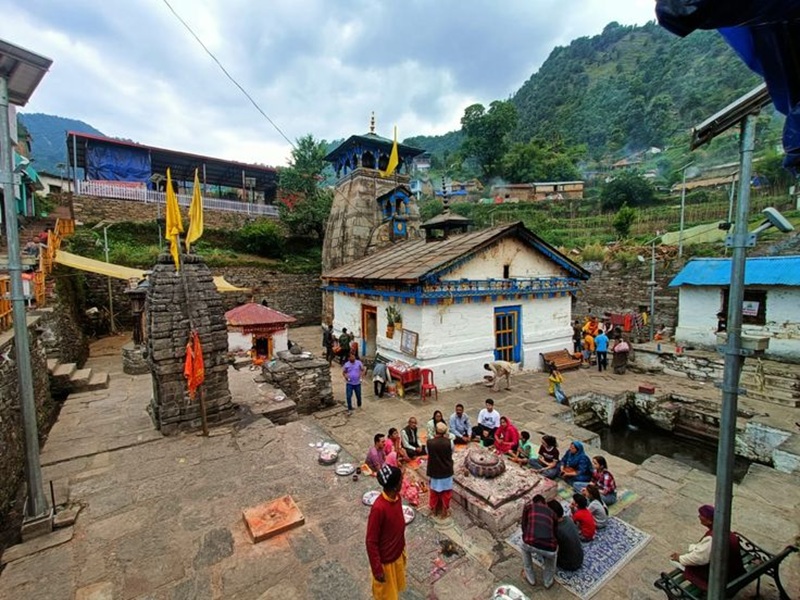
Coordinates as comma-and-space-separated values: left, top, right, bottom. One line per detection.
185, 169, 204, 252
165, 167, 183, 270
380, 126, 399, 177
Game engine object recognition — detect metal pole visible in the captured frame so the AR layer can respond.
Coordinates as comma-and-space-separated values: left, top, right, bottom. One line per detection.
678, 167, 688, 258
724, 177, 737, 258
0, 76, 49, 519
649, 240, 656, 341
707, 113, 756, 599
103, 225, 115, 334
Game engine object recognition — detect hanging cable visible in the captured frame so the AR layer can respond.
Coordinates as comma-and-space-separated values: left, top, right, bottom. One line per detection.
161, 0, 295, 149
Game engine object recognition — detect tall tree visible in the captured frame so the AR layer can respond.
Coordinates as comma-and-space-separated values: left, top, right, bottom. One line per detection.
460, 100, 518, 178
278, 134, 333, 240
501, 138, 584, 183
600, 171, 656, 211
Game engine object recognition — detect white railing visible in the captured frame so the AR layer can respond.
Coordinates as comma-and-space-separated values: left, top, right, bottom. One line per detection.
75, 180, 280, 217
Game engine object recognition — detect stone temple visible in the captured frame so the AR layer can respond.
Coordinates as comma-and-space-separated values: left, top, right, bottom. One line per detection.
321, 119, 425, 319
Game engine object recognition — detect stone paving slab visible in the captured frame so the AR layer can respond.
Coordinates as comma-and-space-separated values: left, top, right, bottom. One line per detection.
1, 329, 798, 599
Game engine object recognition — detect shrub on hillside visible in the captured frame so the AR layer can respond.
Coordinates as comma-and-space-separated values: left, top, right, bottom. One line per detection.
580, 243, 605, 262
234, 220, 285, 258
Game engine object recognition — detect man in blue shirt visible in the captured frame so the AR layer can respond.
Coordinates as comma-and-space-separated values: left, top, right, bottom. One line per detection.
595, 331, 609, 372
448, 403, 471, 444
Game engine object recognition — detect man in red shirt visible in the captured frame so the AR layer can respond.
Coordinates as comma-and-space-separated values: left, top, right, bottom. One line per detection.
570, 493, 596, 542
520, 494, 558, 589
366, 465, 406, 599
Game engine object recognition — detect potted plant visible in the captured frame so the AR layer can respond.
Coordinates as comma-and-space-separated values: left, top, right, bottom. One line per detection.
386, 305, 400, 338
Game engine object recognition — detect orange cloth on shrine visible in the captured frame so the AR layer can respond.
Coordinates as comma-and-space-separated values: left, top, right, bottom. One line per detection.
184, 331, 205, 399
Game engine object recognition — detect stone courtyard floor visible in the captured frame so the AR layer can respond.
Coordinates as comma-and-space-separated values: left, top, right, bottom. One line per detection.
0, 326, 797, 599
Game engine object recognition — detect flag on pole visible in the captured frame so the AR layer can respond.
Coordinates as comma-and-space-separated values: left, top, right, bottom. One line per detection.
165, 167, 183, 270
184, 330, 205, 400
185, 168, 204, 252
380, 126, 399, 177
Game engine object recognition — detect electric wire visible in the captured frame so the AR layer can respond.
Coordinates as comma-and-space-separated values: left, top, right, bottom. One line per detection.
160, 0, 296, 149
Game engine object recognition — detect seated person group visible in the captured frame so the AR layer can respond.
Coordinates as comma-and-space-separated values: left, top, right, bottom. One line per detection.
363, 398, 619, 569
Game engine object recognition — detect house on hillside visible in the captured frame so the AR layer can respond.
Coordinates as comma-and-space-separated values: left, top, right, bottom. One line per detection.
670, 256, 800, 362
491, 181, 584, 203
322, 220, 590, 389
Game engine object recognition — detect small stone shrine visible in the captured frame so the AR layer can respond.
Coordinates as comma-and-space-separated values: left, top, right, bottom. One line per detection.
261, 347, 334, 414
146, 253, 234, 434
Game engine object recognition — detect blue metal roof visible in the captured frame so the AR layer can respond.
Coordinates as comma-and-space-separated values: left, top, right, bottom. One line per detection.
669, 256, 800, 287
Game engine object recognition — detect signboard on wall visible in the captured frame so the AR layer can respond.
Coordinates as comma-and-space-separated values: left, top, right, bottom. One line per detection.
742, 301, 759, 316
400, 329, 418, 357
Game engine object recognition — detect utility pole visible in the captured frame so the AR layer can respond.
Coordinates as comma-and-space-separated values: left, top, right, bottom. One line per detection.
103, 225, 115, 334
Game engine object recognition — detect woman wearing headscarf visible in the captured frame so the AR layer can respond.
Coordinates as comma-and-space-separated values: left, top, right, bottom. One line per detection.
493, 416, 520, 455
558, 441, 593, 485
366, 465, 407, 600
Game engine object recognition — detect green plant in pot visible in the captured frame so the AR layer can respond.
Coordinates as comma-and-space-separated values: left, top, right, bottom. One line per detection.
386, 305, 401, 337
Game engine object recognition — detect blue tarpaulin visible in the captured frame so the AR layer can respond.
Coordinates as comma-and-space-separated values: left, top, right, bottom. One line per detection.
86, 140, 151, 182
656, 0, 800, 171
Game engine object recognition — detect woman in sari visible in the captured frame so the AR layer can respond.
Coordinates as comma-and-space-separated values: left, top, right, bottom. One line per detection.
426, 410, 447, 441
493, 416, 520, 455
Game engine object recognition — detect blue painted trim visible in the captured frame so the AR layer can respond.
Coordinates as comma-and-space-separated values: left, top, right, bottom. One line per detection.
321, 278, 579, 303
494, 305, 522, 362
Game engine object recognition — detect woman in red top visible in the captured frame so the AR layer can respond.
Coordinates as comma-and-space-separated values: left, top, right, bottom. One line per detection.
493, 416, 520, 456
570, 493, 597, 542
366, 465, 407, 600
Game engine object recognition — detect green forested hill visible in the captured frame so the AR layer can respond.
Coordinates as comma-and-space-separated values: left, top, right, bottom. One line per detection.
511, 22, 761, 160
19, 113, 104, 174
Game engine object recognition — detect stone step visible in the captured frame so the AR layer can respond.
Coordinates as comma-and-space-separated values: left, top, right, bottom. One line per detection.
47, 358, 59, 374
69, 368, 92, 391
51, 362, 77, 383
86, 371, 110, 391
744, 388, 800, 408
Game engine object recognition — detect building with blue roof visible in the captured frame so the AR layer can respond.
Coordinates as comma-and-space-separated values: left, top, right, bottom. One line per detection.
669, 256, 800, 361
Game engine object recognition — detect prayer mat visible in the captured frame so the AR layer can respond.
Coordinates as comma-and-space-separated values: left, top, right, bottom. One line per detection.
556, 488, 639, 517
506, 516, 651, 600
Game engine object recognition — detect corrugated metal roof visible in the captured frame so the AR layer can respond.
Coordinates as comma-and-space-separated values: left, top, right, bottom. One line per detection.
669, 256, 800, 287
322, 222, 589, 282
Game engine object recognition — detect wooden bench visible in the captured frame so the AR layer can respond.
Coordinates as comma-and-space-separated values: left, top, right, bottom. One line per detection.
654, 533, 797, 600
540, 349, 582, 372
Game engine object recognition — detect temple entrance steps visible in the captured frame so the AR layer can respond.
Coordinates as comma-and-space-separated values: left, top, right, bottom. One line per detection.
47, 357, 109, 396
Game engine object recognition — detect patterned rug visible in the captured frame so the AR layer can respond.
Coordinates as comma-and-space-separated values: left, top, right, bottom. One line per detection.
507, 516, 651, 600
556, 488, 639, 517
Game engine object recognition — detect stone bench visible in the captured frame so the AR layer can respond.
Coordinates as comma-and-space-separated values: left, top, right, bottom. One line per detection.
654, 533, 797, 600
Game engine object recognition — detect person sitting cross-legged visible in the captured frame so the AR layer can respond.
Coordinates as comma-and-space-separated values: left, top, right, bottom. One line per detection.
558, 441, 593, 486
448, 404, 471, 444
401, 417, 426, 457
365, 433, 387, 473
570, 493, 596, 542
470, 399, 500, 447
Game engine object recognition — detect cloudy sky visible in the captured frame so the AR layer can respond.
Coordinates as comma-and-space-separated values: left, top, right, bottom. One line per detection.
2, 0, 657, 167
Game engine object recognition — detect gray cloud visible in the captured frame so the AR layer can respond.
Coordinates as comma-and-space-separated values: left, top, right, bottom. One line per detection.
1, 0, 656, 166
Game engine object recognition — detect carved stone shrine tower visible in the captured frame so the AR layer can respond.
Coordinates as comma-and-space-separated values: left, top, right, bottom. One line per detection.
321, 117, 425, 320
146, 253, 234, 434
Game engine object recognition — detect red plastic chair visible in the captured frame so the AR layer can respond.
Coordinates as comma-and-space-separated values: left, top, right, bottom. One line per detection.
420, 368, 438, 403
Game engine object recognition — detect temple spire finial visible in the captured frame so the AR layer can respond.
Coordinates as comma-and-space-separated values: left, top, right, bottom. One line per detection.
369, 112, 376, 134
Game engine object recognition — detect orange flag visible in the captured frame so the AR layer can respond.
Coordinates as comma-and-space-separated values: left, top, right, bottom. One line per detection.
183, 331, 205, 400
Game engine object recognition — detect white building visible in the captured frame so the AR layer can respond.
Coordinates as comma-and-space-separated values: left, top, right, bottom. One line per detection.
322, 221, 589, 389
225, 303, 296, 364
670, 256, 800, 362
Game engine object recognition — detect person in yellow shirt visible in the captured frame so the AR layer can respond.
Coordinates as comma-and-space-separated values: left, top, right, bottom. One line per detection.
582, 333, 595, 364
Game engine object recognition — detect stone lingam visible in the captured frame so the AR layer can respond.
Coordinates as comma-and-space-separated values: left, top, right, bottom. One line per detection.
450, 445, 557, 535
146, 253, 235, 435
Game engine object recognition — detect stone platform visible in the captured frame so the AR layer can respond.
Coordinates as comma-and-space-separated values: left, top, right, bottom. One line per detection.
414, 445, 558, 536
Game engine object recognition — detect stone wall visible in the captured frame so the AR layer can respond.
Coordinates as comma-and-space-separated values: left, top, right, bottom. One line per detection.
73, 195, 261, 230
261, 349, 334, 414
574, 256, 684, 337
33, 303, 90, 367
0, 318, 54, 519
212, 268, 322, 326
